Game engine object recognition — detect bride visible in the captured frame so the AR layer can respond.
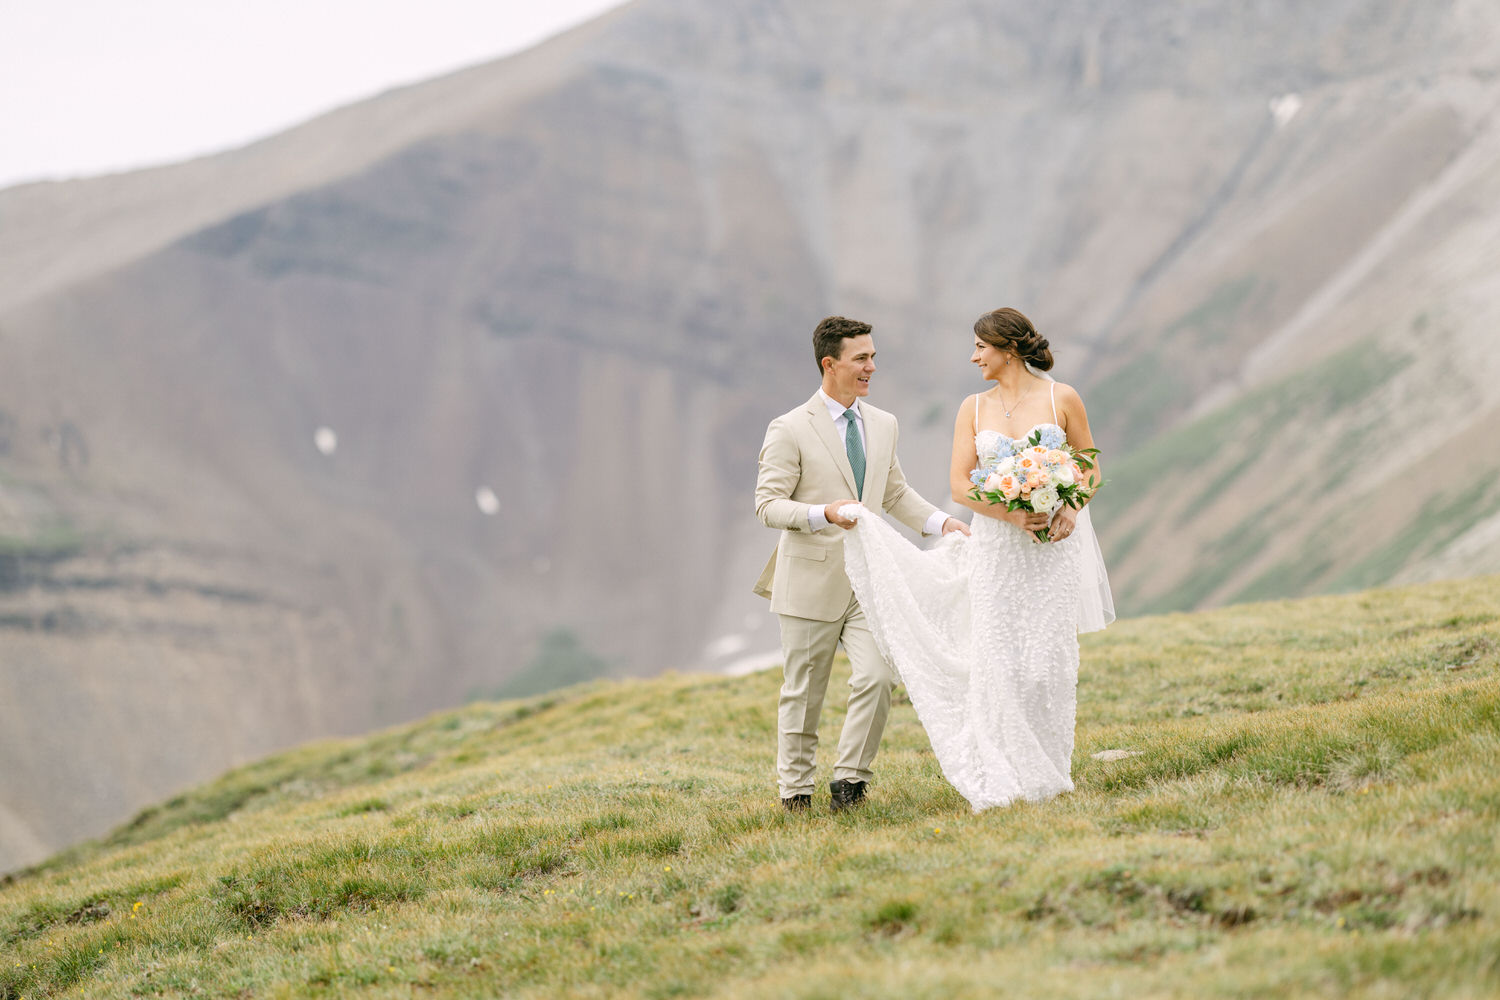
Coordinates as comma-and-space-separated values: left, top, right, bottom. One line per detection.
841, 307, 1114, 811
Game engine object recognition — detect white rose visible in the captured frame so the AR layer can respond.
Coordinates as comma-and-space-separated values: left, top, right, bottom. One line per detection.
1030, 486, 1060, 514
1050, 464, 1075, 486
995, 456, 1017, 477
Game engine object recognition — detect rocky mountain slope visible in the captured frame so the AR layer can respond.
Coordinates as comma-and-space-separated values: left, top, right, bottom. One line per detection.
4, 0, 1500, 871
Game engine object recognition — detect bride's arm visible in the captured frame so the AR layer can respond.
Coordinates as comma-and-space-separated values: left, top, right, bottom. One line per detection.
947, 396, 991, 519
1056, 383, 1102, 498
949, 396, 1050, 530
1049, 384, 1101, 541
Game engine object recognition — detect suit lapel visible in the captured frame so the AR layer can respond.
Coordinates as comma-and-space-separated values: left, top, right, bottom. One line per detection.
805, 394, 860, 498
861, 404, 889, 504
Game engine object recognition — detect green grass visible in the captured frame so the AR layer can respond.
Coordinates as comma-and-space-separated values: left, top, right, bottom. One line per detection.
3, 576, 1498, 998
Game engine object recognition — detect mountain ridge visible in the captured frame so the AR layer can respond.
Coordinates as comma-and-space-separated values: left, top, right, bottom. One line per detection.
5, 0, 1500, 873
0, 2, 634, 314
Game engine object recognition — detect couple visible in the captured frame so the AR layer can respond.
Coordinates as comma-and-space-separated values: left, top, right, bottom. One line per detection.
753, 310, 1113, 813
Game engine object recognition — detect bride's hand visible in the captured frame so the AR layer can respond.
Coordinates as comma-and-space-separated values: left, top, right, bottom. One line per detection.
1001, 507, 1050, 533
1049, 506, 1077, 542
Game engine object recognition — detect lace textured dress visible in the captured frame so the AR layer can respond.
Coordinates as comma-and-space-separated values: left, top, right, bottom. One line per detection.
841, 384, 1113, 811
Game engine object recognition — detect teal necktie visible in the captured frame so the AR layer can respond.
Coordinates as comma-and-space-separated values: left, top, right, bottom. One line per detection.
844, 408, 865, 500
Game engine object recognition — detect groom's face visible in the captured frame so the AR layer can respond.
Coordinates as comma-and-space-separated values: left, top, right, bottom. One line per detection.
823, 334, 877, 402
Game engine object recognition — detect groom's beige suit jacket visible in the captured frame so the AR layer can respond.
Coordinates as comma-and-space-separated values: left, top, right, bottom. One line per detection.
754, 393, 941, 621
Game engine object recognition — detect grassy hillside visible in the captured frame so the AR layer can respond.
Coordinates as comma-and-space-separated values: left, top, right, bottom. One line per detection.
3, 576, 1498, 999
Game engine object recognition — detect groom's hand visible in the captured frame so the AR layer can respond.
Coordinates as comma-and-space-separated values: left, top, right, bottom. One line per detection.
825, 500, 860, 529
941, 517, 971, 537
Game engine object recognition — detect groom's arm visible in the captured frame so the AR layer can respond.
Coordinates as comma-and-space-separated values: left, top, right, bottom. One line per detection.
755, 417, 817, 532
883, 423, 965, 537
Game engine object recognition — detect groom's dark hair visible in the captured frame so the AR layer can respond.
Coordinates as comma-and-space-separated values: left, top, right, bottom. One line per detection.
813, 316, 873, 375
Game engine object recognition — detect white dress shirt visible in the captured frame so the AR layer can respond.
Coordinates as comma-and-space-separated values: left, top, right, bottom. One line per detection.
806, 388, 952, 536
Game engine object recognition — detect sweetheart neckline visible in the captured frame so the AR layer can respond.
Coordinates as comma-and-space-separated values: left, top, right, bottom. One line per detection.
975, 422, 1065, 444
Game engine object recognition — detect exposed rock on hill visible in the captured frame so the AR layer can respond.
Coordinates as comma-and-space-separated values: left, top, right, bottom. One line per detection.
4, 0, 1499, 871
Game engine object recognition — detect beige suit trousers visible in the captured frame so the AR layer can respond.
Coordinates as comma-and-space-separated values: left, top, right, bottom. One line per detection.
776, 592, 895, 797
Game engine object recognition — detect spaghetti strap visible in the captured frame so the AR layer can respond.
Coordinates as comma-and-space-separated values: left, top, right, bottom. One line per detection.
973, 393, 980, 434
1049, 381, 1058, 425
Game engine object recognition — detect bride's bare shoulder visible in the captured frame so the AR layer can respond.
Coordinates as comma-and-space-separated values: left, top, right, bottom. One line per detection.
958, 390, 992, 412
1050, 381, 1086, 407
953, 392, 981, 423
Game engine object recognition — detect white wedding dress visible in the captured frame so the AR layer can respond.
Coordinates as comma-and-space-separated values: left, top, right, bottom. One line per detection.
841, 386, 1113, 811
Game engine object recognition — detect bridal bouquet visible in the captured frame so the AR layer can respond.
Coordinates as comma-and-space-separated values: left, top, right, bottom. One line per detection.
969, 428, 1100, 542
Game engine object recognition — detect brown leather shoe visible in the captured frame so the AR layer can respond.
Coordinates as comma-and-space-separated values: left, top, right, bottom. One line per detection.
781, 794, 812, 811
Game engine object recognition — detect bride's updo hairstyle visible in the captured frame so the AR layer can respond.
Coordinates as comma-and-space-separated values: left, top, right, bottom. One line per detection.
974, 307, 1053, 372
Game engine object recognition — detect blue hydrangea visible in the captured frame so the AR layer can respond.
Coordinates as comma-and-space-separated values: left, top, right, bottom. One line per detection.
1036, 425, 1065, 450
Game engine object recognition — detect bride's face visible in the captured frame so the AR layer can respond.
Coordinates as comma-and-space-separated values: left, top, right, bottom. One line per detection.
971, 337, 1010, 381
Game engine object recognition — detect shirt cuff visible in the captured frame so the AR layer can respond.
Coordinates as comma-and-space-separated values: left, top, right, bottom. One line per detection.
807, 503, 830, 532
923, 509, 951, 536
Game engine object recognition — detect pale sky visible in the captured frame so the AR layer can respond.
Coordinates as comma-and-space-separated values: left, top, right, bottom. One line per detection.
0, 0, 628, 191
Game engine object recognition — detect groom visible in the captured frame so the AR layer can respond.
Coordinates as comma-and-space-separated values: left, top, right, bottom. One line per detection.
753, 316, 967, 811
